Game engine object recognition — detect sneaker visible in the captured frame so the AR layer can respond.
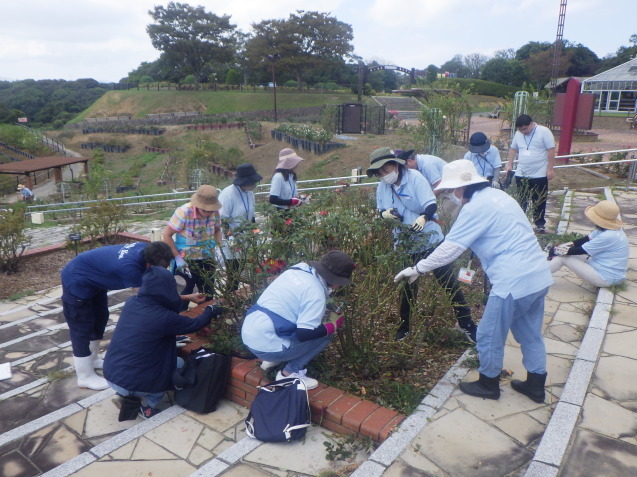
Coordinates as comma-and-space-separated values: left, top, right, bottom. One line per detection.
139, 405, 161, 419
533, 225, 547, 234
395, 328, 410, 341
260, 360, 279, 370
454, 322, 477, 344
275, 370, 318, 390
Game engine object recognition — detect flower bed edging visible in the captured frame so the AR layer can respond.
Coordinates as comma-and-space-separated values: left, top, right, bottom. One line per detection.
179, 307, 405, 444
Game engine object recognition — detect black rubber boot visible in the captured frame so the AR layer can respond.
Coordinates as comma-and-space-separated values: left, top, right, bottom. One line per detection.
511, 372, 547, 403
459, 373, 501, 400
118, 395, 142, 422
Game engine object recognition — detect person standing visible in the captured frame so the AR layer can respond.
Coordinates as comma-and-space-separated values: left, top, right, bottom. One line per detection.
506, 114, 556, 234
367, 147, 477, 342
61, 242, 175, 390
464, 132, 502, 184
241, 250, 355, 390
268, 148, 306, 210
163, 185, 224, 311
103, 265, 221, 419
548, 200, 628, 287
219, 163, 263, 291
395, 160, 553, 403
17, 184, 34, 203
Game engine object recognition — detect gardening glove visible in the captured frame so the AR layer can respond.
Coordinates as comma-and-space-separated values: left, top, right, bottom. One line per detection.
288, 197, 302, 208
554, 242, 574, 256
299, 194, 312, 204
324, 312, 344, 335
174, 256, 192, 278
206, 303, 224, 319
411, 215, 427, 232
393, 266, 421, 285
381, 208, 402, 221
491, 180, 501, 190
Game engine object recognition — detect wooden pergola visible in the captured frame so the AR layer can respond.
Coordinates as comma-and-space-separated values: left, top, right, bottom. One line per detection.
0, 156, 90, 190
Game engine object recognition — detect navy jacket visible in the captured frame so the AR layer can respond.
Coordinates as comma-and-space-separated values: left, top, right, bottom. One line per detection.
103, 266, 212, 393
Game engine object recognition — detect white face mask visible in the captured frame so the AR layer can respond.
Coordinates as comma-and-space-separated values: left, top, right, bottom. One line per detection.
381, 170, 399, 185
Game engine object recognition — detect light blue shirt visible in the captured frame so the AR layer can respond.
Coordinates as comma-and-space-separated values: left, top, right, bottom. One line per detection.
510, 124, 555, 178
584, 228, 629, 285
446, 187, 553, 298
376, 168, 442, 253
241, 263, 328, 352
269, 172, 296, 209
219, 184, 255, 230
464, 145, 502, 178
413, 154, 447, 187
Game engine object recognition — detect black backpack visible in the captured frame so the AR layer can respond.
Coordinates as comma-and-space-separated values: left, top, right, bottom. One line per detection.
245, 377, 311, 442
173, 347, 231, 413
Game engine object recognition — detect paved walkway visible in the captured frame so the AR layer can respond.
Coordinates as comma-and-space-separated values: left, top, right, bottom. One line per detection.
0, 188, 635, 476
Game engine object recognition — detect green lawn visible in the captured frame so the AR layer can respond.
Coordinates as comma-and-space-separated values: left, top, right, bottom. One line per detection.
71, 89, 360, 123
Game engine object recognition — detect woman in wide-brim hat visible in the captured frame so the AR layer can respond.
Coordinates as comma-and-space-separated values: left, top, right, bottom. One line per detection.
548, 199, 628, 287
269, 148, 305, 210
368, 148, 476, 342
218, 163, 263, 291
163, 184, 223, 311
395, 159, 553, 404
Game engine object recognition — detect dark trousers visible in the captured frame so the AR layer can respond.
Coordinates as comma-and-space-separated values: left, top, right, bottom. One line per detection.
62, 289, 109, 357
177, 259, 215, 312
399, 254, 472, 332
515, 176, 548, 227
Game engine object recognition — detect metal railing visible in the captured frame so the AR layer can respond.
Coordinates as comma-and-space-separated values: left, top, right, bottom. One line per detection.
23, 148, 637, 219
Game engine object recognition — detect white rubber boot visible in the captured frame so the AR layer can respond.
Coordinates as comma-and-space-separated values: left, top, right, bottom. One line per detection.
89, 340, 104, 369
74, 355, 108, 390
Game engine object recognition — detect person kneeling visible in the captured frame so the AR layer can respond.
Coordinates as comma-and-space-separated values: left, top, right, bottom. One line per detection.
241, 250, 355, 390
103, 266, 221, 420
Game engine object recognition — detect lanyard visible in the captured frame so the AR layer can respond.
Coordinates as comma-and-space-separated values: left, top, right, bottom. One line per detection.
288, 177, 297, 198
475, 154, 488, 176
523, 127, 536, 150
235, 185, 250, 220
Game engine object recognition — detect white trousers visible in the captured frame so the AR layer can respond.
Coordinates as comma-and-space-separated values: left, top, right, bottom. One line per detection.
549, 255, 610, 288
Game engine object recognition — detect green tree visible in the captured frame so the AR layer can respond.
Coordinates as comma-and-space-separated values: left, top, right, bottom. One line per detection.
146, 2, 237, 88
425, 64, 439, 83
439, 54, 469, 78
463, 53, 489, 79
225, 68, 240, 84
245, 10, 354, 90
481, 58, 529, 86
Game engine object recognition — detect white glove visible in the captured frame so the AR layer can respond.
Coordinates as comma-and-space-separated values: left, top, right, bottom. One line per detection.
394, 266, 421, 285
491, 180, 501, 189
299, 194, 312, 204
411, 215, 427, 231
554, 242, 573, 256
381, 208, 401, 221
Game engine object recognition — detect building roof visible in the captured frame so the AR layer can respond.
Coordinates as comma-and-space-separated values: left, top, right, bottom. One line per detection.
583, 57, 637, 83
543, 77, 590, 89
0, 156, 89, 175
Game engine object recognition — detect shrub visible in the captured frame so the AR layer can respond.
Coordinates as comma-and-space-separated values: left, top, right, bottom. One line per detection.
0, 205, 31, 274
72, 200, 128, 245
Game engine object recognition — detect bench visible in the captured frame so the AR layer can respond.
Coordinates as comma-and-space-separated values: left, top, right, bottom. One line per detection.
626, 113, 637, 129
488, 105, 502, 119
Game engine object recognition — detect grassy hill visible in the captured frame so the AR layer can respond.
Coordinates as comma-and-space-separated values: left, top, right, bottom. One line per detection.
71, 89, 360, 122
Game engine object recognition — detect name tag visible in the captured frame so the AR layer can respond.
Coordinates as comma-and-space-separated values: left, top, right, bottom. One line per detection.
186, 236, 197, 246
522, 150, 532, 156
458, 267, 474, 284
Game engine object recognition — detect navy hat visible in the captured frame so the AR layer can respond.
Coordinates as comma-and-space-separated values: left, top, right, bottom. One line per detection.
394, 149, 415, 160
233, 163, 263, 186
310, 250, 355, 286
468, 132, 490, 153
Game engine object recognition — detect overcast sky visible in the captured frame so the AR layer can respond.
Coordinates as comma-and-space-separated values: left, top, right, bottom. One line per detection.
0, 0, 634, 83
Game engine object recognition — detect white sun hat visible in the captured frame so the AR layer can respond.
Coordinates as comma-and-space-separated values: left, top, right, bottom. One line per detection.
434, 159, 488, 191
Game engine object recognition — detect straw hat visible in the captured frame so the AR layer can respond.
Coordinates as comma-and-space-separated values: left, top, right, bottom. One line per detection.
584, 200, 623, 230
190, 185, 221, 211
276, 148, 304, 170
434, 159, 488, 191
17, 184, 25, 190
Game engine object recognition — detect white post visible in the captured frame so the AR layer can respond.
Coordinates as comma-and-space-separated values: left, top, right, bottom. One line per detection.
150, 228, 162, 241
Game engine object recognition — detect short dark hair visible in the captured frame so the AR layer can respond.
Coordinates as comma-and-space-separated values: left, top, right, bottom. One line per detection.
143, 241, 173, 268
515, 114, 533, 128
